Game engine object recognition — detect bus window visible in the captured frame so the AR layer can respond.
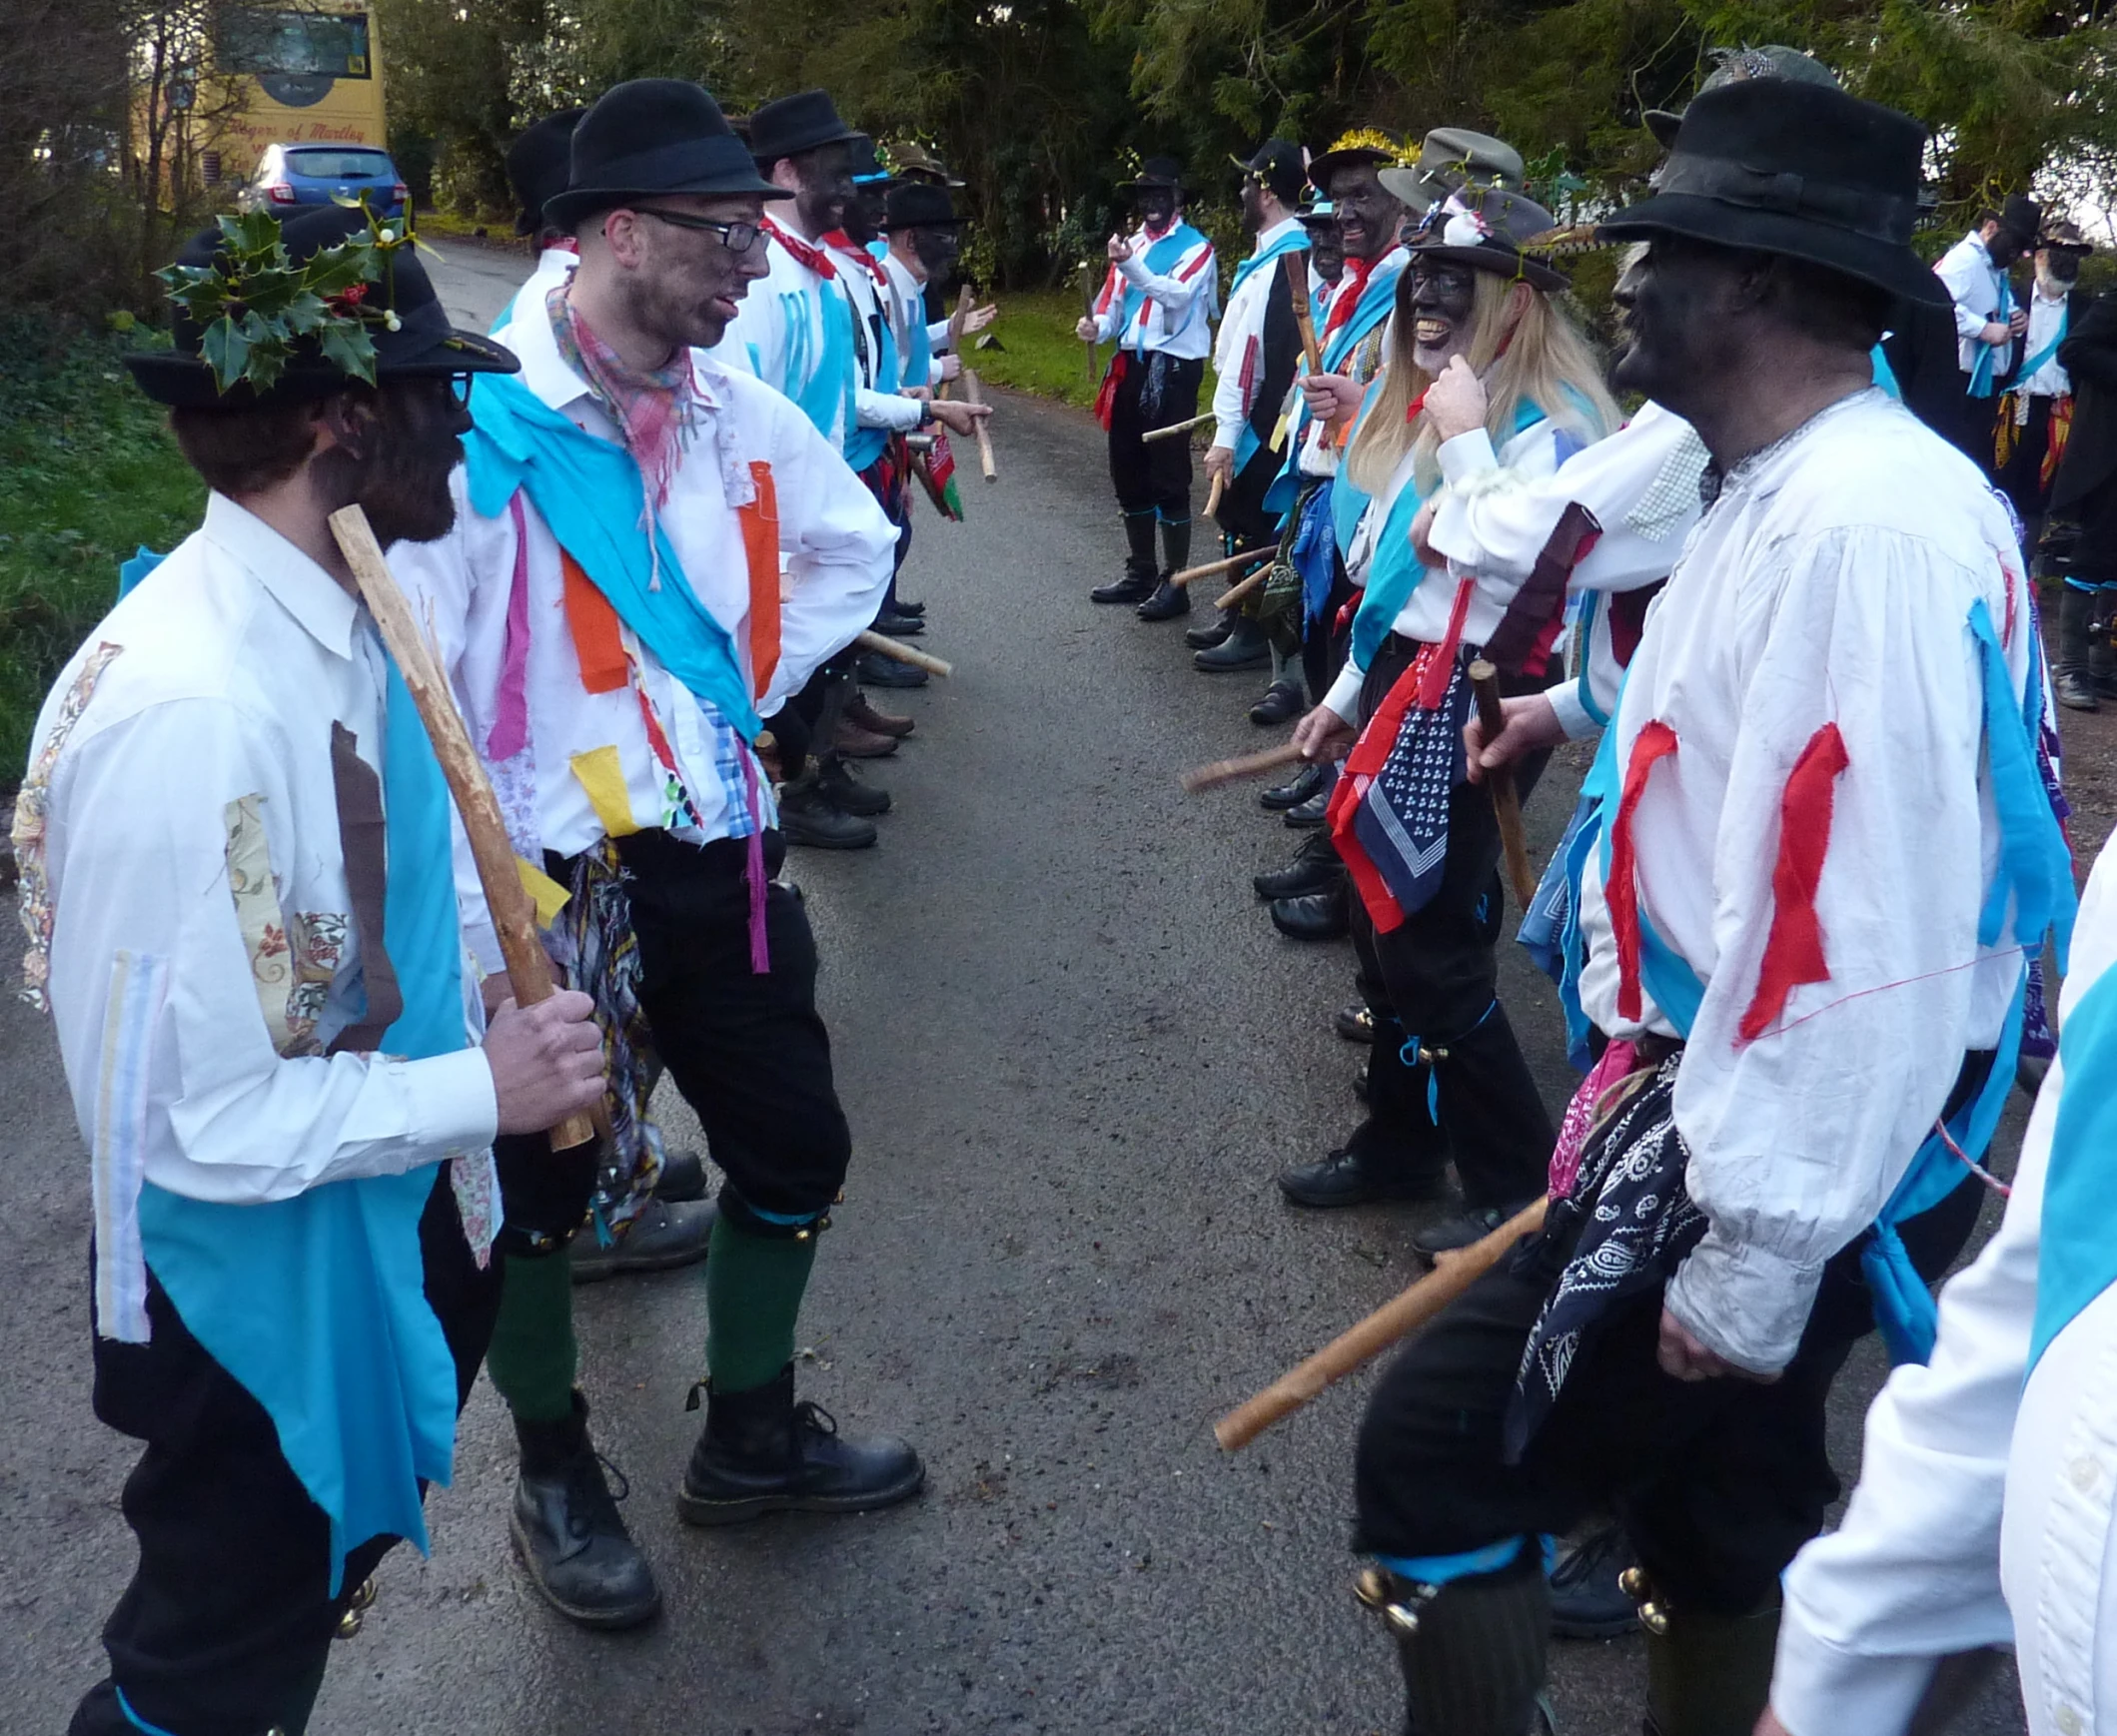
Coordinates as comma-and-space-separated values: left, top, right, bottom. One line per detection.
217, 11, 373, 82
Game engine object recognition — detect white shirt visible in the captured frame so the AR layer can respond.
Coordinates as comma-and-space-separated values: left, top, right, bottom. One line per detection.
1936, 231, 2014, 376
831, 241, 925, 432
1419, 401, 1708, 737
19, 494, 499, 1213
1212, 216, 1304, 449
880, 249, 944, 387
721, 228, 858, 448
1576, 389, 2031, 1374
503, 244, 578, 329
1771, 831, 2117, 1736
2020, 279, 2074, 400
389, 303, 894, 973
1087, 225, 1218, 361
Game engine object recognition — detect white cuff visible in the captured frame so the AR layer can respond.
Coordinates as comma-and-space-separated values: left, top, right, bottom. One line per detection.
1214, 418, 1245, 452
397, 1045, 501, 1158
1769, 1610, 1939, 1736
859, 393, 926, 433
1663, 1227, 1826, 1376
1436, 428, 1501, 488
1546, 681, 1599, 743
1323, 662, 1365, 726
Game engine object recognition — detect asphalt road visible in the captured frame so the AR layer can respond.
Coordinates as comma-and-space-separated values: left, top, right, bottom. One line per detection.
1, 240, 2030, 1735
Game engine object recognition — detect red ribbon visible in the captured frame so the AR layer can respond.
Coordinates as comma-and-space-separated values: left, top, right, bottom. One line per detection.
1609, 720, 1679, 1023
1737, 722, 1849, 1042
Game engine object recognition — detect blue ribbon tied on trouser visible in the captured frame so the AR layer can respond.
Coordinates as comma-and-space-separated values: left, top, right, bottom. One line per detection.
1290, 480, 1338, 627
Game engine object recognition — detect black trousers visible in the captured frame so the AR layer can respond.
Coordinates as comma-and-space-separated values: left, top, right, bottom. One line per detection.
71, 1171, 502, 1736
1107, 352, 1203, 519
614, 827, 852, 1232
1341, 636, 1555, 1209
1217, 438, 1284, 552
1354, 1161, 1985, 1616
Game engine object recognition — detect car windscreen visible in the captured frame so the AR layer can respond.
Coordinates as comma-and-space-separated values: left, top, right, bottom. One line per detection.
285, 149, 394, 179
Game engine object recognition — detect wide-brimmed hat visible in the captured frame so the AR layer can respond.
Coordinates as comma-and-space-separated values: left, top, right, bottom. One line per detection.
1232, 140, 1307, 206
749, 89, 862, 168
546, 80, 785, 231
1405, 188, 1569, 291
1598, 80, 1949, 309
507, 106, 585, 236
886, 141, 963, 188
883, 182, 963, 231
1380, 128, 1525, 213
2042, 218, 2093, 256
1644, 45, 1840, 147
1128, 157, 1186, 194
1306, 129, 1406, 189
127, 205, 518, 410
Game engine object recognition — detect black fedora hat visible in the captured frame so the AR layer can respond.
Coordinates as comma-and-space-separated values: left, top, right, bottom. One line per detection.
1234, 140, 1307, 206
1128, 156, 1186, 193
749, 89, 861, 168
545, 79, 785, 231
883, 182, 962, 231
1598, 80, 1949, 309
126, 206, 518, 410
507, 106, 585, 236
1406, 188, 1570, 291
1995, 193, 2042, 246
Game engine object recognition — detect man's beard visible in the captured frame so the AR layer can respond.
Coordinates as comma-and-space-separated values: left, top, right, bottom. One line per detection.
355, 392, 466, 546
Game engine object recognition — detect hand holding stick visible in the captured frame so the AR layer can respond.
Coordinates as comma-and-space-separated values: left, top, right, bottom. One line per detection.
939, 287, 974, 402
329, 504, 597, 1153
1468, 658, 1538, 909
1215, 1196, 1549, 1449
1180, 739, 1306, 793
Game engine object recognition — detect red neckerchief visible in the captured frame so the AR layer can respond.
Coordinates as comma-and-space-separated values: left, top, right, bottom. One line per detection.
1323, 253, 1378, 342
823, 229, 889, 287
762, 216, 836, 280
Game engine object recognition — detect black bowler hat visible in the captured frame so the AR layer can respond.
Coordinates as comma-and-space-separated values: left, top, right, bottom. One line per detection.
1128, 157, 1186, 193
126, 206, 518, 410
749, 89, 861, 168
1598, 80, 1950, 309
883, 182, 963, 231
507, 106, 585, 236
1235, 140, 1307, 206
1995, 193, 2042, 248
1406, 188, 1570, 291
544, 79, 785, 231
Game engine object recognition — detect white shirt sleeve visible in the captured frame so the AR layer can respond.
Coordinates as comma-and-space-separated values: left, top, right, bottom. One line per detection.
1116, 240, 1215, 318
46, 699, 498, 1206
1663, 528, 2001, 1374
855, 387, 926, 433
1212, 277, 1264, 449
1936, 240, 1997, 344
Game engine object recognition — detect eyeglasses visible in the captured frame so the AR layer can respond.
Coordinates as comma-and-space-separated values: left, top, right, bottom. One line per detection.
628, 208, 764, 255
444, 372, 475, 408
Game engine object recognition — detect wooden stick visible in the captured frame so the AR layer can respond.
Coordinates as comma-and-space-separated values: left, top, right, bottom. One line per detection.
328, 505, 596, 1154
1204, 470, 1225, 521
1212, 566, 1270, 610
1215, 1197, 1549, 1450
937, 287, 973, 404
1284, 250, 1325, 376
1082, 265, 1100, 385
1141, 410, 1215, 444
1180, 739, 1306, 793
961, 366, 998, 482
1170, 544, 1274, 587
1467, 659, 1538, 909
856, 628, 953, 677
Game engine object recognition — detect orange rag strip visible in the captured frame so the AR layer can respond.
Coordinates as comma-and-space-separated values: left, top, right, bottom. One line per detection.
560, 548, 627, 695
739, 460, 782, 702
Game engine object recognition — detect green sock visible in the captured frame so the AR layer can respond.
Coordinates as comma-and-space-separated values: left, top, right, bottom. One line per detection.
705, 1211, 818, 1394
486, 1249, 579, 1423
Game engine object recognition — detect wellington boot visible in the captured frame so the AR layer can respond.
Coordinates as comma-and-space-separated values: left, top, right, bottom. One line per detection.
2058, 585, 2101, 711
1639, 1589, 1780, 1736
1092, 512, 1160, 603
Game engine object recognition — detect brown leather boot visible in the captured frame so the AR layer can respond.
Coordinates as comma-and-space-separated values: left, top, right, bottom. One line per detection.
832, 719, 900, 760
845, 691, 914, 738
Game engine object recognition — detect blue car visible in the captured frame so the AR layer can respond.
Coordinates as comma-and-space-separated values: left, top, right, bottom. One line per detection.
239, 143, 408, 220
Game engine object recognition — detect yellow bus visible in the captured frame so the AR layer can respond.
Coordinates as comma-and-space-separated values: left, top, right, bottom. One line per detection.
201, 2, 389, 190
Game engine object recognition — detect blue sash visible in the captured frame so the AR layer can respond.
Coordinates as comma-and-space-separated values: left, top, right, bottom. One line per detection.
464, 370, 761, 740
1228, 225, 1313, 465
2016, 303, 2070, 385
844, 280, 902, 474
1108, 223, 1211, 351
1969, 270, 2015, 400
748, 275, 857, 447
2034, 965, 2117, 1369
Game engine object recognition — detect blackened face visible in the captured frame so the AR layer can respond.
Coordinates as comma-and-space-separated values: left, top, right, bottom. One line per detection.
621, 194, 773, 352
1408, 259, 1478, 373
843, 183, 887, 245
355, 378, 473, 545
912, 224, 961, 283
1609, 235, 1736, 412
1327, 164, 1405, 263
794, 142, 853, 238
1135, 185, 1178, 230
2042, 247, 2083, 285
1241, 178, 1267, 232
1309, 223, 1345, 283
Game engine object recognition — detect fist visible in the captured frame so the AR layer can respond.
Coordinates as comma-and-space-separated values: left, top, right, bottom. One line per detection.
1202, 444, 1236, 482
1425, 355, 1488, 441
485, 990, 603, 1136
1106, 233, 1129, 262
936, 353, 964, 382
1076, 317, 1099, 343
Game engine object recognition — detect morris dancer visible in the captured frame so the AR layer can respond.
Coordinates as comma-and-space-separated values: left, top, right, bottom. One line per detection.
503, 106, 587, 319
30, 204, 599, 1733
392, 78, 922, 1631
1078, 157, 1217, 612
1277, 187, 1620, 1262
1338, 82, 2073, 1736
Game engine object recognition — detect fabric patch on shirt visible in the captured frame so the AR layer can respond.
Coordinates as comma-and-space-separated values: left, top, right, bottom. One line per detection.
518, 855, 571, 927
570, 745, 640, 839
1623, 426, 1710, 542
93, 947, 169, 1342
14, 641, 123, 1012
326, 722, 400, 1054
224, 792, 323, 1059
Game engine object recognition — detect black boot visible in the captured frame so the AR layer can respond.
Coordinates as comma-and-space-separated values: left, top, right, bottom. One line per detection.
2057, 583, 2100, 710
1194, 614, 1271, 671
777, 776, 879, 849
1092, 511, 1160, 603
818, 757, 892, 816
1280, 1012, 1450, 1206
1261, 761, 1326, 811
1358, 1549, 1550, 1736
1635, 1572, 1781, 1736
1548, 1522, 1639, 1640
675, 1364, 925, 1526
1283, 761, 1339, 828
1185, 609, 1236, 650
1138, 517, 1195, 619
1250, 678, 1304, 725
1253, 829, 1343, 899
1271, 878, 1350, 941
510, 1393, 661, 1629
570, 1197, 717, 1283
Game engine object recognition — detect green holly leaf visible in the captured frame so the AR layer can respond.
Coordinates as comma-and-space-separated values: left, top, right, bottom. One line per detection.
304, 240, 376, 297
218, 209, 285, 261
200, 314, 250, 391
318, 321, 378, 386
279, 290, 329, 336
241, 265, 299, 317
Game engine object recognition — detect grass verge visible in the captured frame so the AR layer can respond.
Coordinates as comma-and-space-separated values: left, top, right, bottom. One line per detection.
0, 329, 203, 775
963, 287, 1111, 413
